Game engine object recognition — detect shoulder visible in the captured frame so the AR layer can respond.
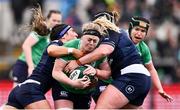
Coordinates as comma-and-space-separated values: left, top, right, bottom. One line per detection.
30, 31, 49, 39
137, 41, 151, 56
139, 41, 150, 50
28, 31, 41, 41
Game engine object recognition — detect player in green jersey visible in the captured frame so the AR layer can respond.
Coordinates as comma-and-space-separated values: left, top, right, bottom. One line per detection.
11, 5, 62, 87
52, 22, 111, 109
128, 16, 173, 102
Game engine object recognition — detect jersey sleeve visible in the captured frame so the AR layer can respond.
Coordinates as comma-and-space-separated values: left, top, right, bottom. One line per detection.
138, 41, 152, 64
29, 31, 40, 41
101, 30, 120, 48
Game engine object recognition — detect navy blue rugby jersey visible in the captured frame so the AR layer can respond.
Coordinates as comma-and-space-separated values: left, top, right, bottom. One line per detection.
28, 40, 63, 92
101, 29, 142, 77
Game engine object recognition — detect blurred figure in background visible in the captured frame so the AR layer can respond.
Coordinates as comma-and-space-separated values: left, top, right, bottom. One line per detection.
11, 5, 62, 88
10, 0, 44, 26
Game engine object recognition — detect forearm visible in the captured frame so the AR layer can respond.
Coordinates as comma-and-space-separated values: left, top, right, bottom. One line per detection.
150, 69, 163, 91
79, 50, 106, 65
47, 45, 69, 57
53, 71, 74, 87
95, 69, 111, 80
78, 44, 113, 65
23, 46, 34, 68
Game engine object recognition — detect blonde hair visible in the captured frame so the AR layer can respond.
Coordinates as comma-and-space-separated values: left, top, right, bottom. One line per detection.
112, 11, 121, 25
93, 17, 119, 33
82, 22, 107, 37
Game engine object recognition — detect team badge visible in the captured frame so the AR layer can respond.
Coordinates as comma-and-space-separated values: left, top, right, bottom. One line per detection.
125, 85, 135, 94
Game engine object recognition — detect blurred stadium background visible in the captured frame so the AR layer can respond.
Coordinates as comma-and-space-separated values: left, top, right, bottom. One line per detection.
0, 0, 180, 109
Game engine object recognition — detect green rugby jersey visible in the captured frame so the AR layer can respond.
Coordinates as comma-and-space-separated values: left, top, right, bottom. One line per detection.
136, 41, 152, 65
18, 31, 50, 66
58, 39, 106, 94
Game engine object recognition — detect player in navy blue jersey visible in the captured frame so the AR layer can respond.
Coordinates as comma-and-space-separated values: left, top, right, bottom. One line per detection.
65, 12, 151, 109
2, 24, 80, 109
91, 12, 173, 105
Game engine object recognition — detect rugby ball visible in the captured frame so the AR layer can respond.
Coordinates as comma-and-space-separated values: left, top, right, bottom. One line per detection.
69, 66, 98, 88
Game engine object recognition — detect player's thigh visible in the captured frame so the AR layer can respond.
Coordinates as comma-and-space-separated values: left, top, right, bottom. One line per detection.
54, 99, 73, 109
96, 84, 129, 109
25, 99, 51, 109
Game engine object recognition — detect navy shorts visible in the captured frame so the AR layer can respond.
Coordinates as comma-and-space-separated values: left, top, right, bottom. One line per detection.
52, 84, 91, 109
12, 60, 28, 83
6, 82, 45, 109
91, 80, 109, 102
112, 73, 151, 106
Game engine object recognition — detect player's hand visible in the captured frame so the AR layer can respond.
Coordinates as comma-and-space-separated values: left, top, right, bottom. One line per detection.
159, 90, 173, 102
83, 64, 96, 76
64, 60, 79, 73
72, 76, 90, 89
72, 49, 84, 59
28, 66, 34, 76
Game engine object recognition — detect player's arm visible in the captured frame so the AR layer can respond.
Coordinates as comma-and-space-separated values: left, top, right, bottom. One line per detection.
22, 34, 38, 75
64, 44, 114, 73
83, 60, 111, 80
52, 58, 90, 89
95, 61, 111, 80
145, 61, 173, 102
47, 45, 84, 58
145, 61, 163, 91
78, 44, 114, 64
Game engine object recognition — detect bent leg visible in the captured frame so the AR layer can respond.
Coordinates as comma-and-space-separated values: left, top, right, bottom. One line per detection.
95, 84, 129, 109
25, 100, 51, 109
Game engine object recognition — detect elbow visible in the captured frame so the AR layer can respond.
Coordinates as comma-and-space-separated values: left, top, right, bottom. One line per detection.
47, 47, 57, 57
100, 50, 110, 57
52, 72, 56, 79
104, 72, 111, 80
97, 70, 111, 80
52, 72, 58, 81
47, 49, 55, 56
22, 43, 27, 50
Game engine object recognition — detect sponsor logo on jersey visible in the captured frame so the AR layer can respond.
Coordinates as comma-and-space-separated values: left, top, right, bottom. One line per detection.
69, 70, 81, 80
60, 91, 68, 97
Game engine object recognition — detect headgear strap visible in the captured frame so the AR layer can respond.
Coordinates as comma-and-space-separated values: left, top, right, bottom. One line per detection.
94, 11, 115, 23
130, 17, 149, 30
83, 29, 101, 38
128, 17, 150, 36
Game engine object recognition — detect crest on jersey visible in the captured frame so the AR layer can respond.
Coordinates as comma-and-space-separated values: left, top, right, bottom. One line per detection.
125, 85, 135, 94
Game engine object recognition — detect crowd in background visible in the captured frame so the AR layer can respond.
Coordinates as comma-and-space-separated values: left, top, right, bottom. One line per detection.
0, 0, 180, 84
